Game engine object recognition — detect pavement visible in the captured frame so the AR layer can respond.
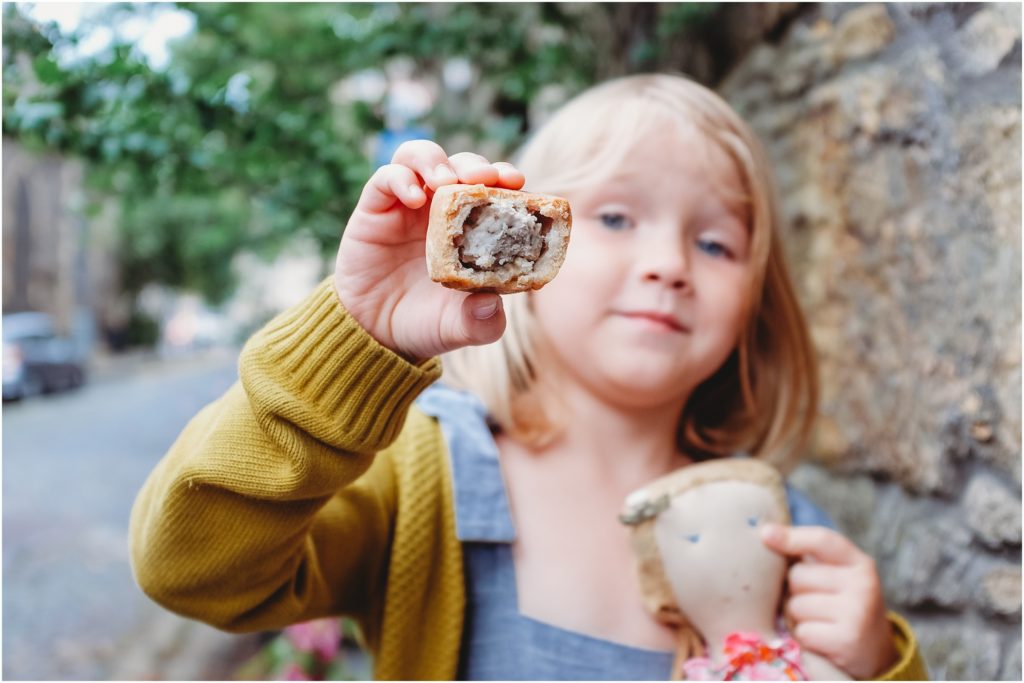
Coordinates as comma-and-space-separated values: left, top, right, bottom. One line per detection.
3, 345, 267, 680
87, 345, 236, 385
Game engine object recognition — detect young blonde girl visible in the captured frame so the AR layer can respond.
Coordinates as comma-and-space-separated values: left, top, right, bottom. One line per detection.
130, 73, 926, 680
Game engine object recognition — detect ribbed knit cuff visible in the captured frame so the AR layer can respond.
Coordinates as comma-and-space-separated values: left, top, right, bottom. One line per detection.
240, 278, 442, 452
877, 611, 927, 681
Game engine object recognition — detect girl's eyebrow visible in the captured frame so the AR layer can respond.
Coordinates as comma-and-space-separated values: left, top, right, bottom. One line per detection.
697, 193, 750, 226
574, 188, 637, 208
714, 213, 748, 230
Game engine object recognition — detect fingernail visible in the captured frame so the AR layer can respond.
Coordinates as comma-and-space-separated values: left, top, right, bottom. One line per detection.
760, 524, 781, 544
471, 299, 499, 320
408, 185, 424, 200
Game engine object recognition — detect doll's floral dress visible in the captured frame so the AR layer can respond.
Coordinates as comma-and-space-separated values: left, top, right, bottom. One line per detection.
682, 631, 808, 681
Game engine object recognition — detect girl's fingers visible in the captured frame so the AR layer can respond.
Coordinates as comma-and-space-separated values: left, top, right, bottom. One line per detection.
761, 524, 861, 566
448, 152, 500, 185
791, 620, 844, 661
357, 164, 427, 213
492, 162, 526, 189
387, 141, 520, 191
787, 561, 846, 594
391, 140, 458, 191
437, 293, 506, 351
785, 593, 844, 623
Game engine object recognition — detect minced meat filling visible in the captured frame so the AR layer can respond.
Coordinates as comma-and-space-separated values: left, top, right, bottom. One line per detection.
456, 200, 548, 271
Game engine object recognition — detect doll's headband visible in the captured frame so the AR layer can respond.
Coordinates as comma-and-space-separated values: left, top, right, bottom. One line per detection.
618, 457, 791, 527
619, 492, 670, 526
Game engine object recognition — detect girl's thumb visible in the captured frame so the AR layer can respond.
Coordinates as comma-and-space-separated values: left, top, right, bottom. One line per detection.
759, 523, 788, 551
453, 293, 505, 348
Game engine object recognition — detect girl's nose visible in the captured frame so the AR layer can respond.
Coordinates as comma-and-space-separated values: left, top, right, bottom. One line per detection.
640, 241, 690, 290
643, 269, 688, 290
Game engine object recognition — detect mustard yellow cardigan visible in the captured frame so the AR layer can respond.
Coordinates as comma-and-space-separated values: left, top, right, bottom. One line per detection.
129, 280, 927, 680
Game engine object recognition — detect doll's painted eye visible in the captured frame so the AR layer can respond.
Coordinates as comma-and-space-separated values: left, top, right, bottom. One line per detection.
747, 516, 759, 527
684, 533, 701, 544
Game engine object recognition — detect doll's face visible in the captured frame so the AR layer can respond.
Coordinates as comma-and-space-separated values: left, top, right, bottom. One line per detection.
653, 480, 786, 633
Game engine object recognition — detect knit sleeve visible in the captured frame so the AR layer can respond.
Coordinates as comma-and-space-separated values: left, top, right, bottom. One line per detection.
128, 279, 442, 633
876, 612, 928, 680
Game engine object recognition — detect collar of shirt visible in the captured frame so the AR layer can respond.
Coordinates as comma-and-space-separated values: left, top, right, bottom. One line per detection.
414, 384, 835, 544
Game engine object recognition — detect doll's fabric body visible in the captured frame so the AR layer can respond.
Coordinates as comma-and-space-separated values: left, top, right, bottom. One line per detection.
681, 629, 807, 681
620, 457, 857, 681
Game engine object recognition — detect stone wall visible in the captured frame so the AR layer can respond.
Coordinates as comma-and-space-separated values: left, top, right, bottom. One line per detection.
718, 3, 1021, 680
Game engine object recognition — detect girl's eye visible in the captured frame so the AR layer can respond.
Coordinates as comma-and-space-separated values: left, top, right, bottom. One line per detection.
696, 238, 732, 259
747, 516, 759, 528
684, 533, 701, 544
599, 213, 632, 230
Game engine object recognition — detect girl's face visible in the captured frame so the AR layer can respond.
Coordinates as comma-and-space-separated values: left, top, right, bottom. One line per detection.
531, 123, 754, 409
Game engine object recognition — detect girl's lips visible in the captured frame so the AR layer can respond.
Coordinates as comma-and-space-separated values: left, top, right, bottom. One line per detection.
616, 311, 689, 333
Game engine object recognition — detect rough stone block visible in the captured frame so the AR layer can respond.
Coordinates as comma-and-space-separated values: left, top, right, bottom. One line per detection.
763, 9, 850, 101
875, 48, 945, 136
978, 564, 1023, 619
918, 621, 1003, 681
956, 3, 1022, 76
721, 44, 779, 90
1001, 636, 1022, 681
888, 516, 974, 609
787, 463, 877, 540
805, 66, 897, 141
834, 4, 896, 64
748, 100, 802, 137
964, 475, 1023, 548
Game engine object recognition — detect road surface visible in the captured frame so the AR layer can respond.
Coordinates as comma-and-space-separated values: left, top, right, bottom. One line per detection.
3, 349, 264, 680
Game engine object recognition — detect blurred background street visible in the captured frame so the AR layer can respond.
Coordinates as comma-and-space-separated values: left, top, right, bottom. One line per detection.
2, 346, 262, 679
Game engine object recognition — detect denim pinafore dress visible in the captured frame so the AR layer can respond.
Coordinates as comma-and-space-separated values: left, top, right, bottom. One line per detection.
415, 384, 835, 681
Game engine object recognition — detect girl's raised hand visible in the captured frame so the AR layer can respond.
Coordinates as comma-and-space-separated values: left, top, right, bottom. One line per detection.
333, 140, 525, 362
760, 524, 899, 680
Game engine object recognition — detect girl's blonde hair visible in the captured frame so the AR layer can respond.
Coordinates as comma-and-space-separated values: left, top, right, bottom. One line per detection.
618, 458, 791, 677
443, 73, 818, 469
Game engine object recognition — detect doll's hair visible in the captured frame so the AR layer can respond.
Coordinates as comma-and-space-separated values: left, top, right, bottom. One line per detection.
442, 73, 819, 469
619, 458, 792, 677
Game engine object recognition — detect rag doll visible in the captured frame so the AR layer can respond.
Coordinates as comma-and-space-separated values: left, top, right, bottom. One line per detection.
619, 458, 851, 681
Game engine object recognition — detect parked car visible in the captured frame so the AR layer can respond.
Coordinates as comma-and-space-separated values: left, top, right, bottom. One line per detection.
3, 312, 86, 401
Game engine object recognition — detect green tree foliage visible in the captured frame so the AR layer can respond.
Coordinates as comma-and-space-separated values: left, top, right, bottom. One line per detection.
3, 2, 714, 305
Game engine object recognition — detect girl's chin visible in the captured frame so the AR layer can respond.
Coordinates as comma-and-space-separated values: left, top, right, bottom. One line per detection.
594, 369, 694, 408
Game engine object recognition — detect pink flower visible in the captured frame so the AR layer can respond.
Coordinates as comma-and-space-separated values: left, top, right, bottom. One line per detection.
284, 619, 343, 663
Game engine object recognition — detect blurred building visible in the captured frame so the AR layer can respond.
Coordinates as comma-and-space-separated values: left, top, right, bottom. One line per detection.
2, 138, 121, 355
